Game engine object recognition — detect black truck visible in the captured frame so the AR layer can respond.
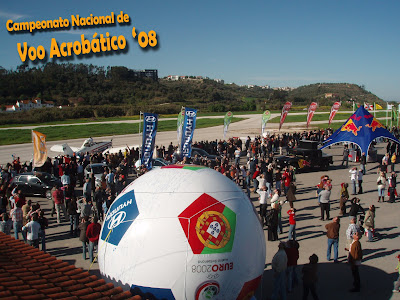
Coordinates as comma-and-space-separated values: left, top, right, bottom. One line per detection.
274, 140, 333, 171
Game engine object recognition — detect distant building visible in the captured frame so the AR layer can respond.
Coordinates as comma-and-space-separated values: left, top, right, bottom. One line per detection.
214, 79, 224, 84
4, 98, 54, 112
133, 69, 158, 81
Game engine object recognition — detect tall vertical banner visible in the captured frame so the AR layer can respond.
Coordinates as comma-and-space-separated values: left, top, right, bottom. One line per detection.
177, 107, 185, 144
306, 102, 318, 128
261, 110, 271, 135
223, 111, 233, 139
141, 113, 158, 169
328, 101, 341, 125
32, 130, 47, 167
180, 107, 197, 158
279, 102, 292, 130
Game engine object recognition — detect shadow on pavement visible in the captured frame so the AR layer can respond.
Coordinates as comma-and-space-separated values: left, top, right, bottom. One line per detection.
255, 262, 395, 300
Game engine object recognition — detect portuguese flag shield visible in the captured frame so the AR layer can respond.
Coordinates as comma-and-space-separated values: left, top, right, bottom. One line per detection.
178, 193, 236, 254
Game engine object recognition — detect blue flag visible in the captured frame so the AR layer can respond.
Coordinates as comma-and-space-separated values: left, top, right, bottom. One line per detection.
141, 113, 158, 169
321, 106, 400, 155
180, 107, 197, 158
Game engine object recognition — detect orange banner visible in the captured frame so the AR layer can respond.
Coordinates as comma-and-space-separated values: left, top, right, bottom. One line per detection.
32, 130, 47, 167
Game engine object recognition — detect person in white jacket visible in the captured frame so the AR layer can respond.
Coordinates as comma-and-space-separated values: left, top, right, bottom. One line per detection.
349, 167, 358, 195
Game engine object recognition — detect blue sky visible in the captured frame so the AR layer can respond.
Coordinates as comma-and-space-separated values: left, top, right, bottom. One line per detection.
1, 0, 399, 101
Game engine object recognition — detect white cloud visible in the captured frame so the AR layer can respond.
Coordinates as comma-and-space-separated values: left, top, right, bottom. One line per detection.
0, 10, 28, 20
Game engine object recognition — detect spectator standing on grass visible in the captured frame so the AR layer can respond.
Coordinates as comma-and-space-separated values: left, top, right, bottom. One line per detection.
86, 216, 101, 263
79, 216, 90, 260
302, 254, 319, 300
22, 213, 41, 248
325, 217, 340, 263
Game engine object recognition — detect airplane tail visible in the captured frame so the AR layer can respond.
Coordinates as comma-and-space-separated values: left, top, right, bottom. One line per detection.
61, 143, 74, 156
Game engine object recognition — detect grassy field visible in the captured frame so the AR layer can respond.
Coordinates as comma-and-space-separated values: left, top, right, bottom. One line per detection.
269, 111, 387, 123
0, 118, 244, 146
0, 108, 364, 128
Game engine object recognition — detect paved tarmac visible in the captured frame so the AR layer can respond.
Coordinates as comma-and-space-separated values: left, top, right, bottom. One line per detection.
16, 143, 400, 300
2, 110, 387, 166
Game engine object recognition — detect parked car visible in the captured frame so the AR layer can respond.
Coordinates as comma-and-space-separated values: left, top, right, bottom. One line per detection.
10, 172, 60, 199
275, 141, 333, 172
135, 158, 170, 170
191, 147, 220, 161
84, 162, 109, 186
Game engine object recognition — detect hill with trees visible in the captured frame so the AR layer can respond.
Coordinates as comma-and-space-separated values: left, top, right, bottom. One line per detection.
0, 63, 387, 125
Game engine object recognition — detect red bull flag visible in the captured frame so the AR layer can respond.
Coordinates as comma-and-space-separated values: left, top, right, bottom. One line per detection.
321, 106, 400, 155
306, 102, 318, 128
32, 130, 47, 167
279, 102, 292, 130
328, 102, 341, 125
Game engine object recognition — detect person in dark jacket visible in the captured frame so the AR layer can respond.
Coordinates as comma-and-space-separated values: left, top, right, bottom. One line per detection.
67, 197, 79, 237
349, 197, 365, 219
266, 204, 279, 241
286, 182, 296, 208
78, 216, 90, 260
302, 254, 319, 300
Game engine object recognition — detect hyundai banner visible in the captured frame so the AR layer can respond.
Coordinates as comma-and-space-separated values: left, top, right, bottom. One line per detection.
141, 113, 158, 169
180, 107, 197, 158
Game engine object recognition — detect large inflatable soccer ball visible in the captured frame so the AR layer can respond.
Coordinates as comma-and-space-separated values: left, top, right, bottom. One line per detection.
98, 165, 266, 300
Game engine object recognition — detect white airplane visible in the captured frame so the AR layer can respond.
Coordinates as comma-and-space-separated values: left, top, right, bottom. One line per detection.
50, 137, 112, 156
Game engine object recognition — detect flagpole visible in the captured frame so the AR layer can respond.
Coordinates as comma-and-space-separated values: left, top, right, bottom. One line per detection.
398, 104, 400, 128
386, 104, 388, 127
352, 101, 355, 112
139, 111, 143, 160
391, 108, 393, 128
373, 103, 376, 118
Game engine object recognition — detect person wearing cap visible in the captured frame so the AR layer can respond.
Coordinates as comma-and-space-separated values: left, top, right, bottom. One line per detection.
302, 254, 319, 300
348, 232, 363, 292
271, 242, 288, 300
325, 217, 340, 263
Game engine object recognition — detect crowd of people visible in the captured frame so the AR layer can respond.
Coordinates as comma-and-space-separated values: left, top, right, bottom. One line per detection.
0, 128, 400, 297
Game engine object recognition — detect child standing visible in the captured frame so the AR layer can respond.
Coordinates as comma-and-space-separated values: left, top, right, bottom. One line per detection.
287, 208, 296, 240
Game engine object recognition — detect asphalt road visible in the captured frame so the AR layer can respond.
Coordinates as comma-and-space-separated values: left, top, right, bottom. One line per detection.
0, 110, 383, 166
18, 144, 400, 300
